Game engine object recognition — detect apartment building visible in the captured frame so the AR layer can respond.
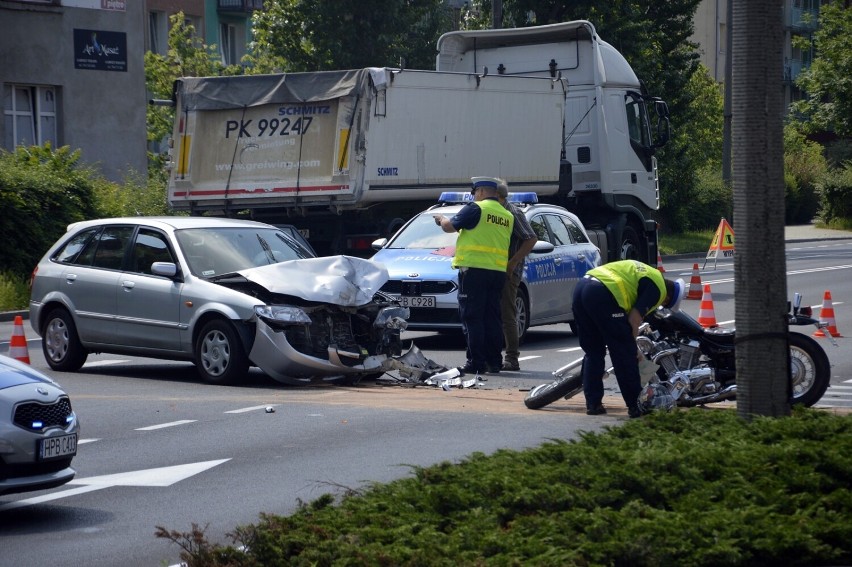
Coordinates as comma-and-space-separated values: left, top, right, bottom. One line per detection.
0, 0, 147, 182
145, 0, 261, 64
1, 0, 260, 183
691, 0, 824, 109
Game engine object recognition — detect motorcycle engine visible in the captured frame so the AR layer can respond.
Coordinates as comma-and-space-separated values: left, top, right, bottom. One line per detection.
637, 335, 720, 397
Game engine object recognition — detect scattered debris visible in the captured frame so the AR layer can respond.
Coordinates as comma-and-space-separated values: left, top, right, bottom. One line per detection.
380, 343, 484, 389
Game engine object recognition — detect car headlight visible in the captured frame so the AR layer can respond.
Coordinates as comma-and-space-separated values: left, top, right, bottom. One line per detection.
374, 306, 409, 329
255, 305, 312, 324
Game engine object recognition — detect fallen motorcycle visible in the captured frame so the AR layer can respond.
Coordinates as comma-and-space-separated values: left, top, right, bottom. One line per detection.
524, 292, 835, 411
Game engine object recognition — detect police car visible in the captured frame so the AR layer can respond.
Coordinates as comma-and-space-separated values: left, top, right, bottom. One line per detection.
370, 192, 602, 340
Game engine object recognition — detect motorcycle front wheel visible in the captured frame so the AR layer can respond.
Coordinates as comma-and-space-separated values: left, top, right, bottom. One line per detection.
789, 332, 831, 407
524, 371, 584, 409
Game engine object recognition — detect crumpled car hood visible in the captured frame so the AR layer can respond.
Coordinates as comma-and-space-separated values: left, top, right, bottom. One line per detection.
237, 255, 390, 307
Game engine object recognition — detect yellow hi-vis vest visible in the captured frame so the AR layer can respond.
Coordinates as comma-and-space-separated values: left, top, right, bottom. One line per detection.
452, 199, 514, 271
587, 260, 666, 315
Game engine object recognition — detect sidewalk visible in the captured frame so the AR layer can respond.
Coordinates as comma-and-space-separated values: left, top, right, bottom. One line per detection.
3, 223, 851, 326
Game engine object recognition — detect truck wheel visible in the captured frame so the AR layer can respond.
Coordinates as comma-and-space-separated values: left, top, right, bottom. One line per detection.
619, 225, 642, 261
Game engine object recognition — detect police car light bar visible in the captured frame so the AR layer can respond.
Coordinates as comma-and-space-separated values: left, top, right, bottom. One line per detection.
437, 191, 539, 204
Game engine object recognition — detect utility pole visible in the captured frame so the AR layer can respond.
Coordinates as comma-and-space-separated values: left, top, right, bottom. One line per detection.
493, 0, 502, 28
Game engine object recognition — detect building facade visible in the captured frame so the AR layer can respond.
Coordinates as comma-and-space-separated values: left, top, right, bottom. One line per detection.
691, 0, 823, 109
145, 0, 260, 65
1, 0, 147, 182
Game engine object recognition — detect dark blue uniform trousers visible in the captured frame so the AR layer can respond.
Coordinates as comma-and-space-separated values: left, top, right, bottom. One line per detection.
458, 267, 505, 371
571, 277, 642, 412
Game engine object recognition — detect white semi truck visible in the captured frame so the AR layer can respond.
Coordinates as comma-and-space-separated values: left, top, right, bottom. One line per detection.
164, 20, 669, 262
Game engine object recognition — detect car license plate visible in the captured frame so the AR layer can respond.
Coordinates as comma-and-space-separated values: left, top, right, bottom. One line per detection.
399, 296, 436, 308
39, 433, 77, 460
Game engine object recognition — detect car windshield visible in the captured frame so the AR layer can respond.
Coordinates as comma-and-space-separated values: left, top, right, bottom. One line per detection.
387, 213, 459, 250
176, 227, 312, 277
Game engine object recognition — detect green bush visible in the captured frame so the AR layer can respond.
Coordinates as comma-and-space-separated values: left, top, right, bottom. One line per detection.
158, 409, 852, 567
817, 161, 852, 224
0, 144, 100, 276
688, 166, 733, 231
784, 125, 827, 224
0, 143, 171, 280
0, 272, 30, 311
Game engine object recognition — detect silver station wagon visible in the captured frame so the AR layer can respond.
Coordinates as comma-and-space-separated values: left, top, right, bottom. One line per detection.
29, 218, 408, 385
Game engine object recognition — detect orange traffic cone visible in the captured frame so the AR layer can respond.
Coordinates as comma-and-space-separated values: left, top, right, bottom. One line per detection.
813, 290, 842, 338
9, 315, 30, 364
656, 250, 666, 273
697, 284, 718, 328
687, 263, 703, 299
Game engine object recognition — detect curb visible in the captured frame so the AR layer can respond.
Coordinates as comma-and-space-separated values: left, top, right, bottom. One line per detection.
0, 310, 28, 323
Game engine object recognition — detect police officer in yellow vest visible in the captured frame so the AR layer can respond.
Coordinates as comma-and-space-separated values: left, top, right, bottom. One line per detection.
572, 260, 685, 417
435, 177, 514, 374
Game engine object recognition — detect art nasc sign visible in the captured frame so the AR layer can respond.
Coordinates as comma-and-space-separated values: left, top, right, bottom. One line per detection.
73, 29, 127, 72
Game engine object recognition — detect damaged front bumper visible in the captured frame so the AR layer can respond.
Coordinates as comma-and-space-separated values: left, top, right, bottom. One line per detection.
249, 304, 409, 385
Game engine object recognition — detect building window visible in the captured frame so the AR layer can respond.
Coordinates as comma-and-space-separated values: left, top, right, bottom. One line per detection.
148, 11, 168, 54
3, 85, 58, 150
220, 23, 237, 66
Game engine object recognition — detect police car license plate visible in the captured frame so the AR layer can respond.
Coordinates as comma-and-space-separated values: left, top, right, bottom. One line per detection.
39, 433, 78, 460
400, 296, 436, 308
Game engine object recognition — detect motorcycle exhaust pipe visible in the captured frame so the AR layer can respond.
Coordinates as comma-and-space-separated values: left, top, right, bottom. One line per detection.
688, 384, 737, 405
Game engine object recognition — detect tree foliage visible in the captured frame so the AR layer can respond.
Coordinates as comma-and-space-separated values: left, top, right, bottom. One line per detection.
246, 0, 449, 72
0, 145, 99, 275
791, 1, 852, 137
145, 13, 243, 156
784, 123, 828, 224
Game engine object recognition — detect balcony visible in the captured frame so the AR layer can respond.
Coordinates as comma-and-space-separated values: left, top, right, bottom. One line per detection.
788, 7, 819, 31
217, 0, 264, 12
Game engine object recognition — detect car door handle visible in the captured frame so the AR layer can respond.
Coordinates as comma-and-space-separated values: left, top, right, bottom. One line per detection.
578, 254, 585, 261
122, 281, 136, 290
65, 274, 78, 284
554, 257, 562, 265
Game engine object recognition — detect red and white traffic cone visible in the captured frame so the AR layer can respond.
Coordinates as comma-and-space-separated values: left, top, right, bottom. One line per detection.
687, 263, 703, 300
697, 285, 718, 328
9, 315, 30, 364
813, 290, 842, 338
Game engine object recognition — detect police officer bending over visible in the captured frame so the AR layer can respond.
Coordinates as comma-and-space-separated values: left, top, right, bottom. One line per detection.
572, 260, 685, 417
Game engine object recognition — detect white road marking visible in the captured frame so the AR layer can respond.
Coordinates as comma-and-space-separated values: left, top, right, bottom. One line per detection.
225, 404, 280, 414
0, 459, 231, 512
83, 359, 130, 367
135, 420, 197, 431
78, 438, 99, 444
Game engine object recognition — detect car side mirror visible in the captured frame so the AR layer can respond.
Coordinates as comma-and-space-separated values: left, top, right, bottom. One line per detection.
151, 262, 178, 278
531, 240, 555, 254
371, 238, 388, 251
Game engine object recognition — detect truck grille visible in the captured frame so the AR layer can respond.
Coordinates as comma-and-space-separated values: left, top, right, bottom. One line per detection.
13, 397, 73, 431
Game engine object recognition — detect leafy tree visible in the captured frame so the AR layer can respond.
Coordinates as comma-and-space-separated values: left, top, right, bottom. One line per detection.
0, 145, 99, 275
145, 13, 243, 159
246, 0, 449, 72
791, 1, 852, 137
784, 123, 828, 224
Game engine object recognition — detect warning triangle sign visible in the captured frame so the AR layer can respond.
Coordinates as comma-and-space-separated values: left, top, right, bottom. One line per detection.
704, 218, 735, 269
